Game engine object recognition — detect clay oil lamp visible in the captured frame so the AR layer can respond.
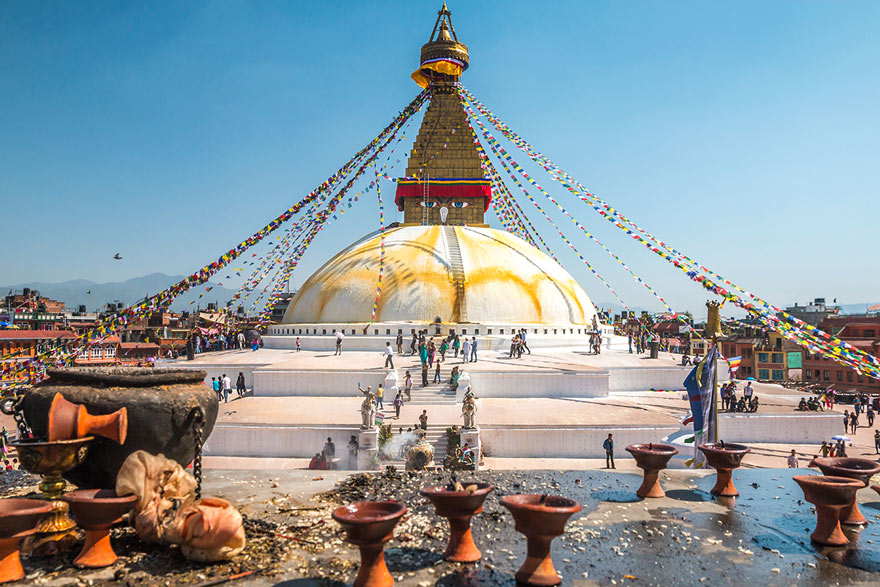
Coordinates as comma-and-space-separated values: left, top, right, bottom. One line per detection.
0, 498, 53, 583
625, 443, 679, 498
47, 392, 128, 444
62, 489, 137, 567
11, 436, 93, 554
697, 441, 751, 497
332, 501, 407, 587
500, 494, 582, 587
812, 457, 880, 525
420, 480, 494, 562
794, 475, 864, 546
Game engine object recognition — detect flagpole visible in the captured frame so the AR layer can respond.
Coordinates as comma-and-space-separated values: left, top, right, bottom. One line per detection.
713, 340, 719, 443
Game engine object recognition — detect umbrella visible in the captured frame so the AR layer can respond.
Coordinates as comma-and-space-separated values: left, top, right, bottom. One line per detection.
831, 435, 851, 442
746, 377, 756, 381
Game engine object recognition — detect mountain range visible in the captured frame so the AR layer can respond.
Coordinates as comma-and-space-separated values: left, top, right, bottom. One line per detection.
1, 273, 239, 312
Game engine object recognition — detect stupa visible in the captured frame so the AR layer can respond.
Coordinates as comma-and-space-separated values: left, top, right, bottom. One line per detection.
275, 5, 602, 341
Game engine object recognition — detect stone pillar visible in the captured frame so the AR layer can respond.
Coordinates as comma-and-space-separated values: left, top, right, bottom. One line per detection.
357, 428, 379, 470
455, 372, 471, 403
460, 427, 481, 470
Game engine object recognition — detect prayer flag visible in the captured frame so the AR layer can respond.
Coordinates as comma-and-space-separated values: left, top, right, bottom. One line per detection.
684, 347, 718, 468
727, 356, 742, 377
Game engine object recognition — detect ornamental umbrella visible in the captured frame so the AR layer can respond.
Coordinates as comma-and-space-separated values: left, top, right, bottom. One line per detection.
831, 435, 851, 442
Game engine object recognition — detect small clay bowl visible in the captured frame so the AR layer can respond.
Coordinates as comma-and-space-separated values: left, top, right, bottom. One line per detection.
63, 489, 137, 567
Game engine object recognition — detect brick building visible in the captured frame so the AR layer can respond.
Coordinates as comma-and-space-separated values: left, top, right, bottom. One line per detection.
802, 315, 880, 393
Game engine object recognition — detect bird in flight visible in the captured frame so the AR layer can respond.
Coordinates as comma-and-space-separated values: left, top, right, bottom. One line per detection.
113, 253, 122, 260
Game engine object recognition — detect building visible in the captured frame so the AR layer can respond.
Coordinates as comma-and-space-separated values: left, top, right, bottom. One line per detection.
2, 289, 67, 330
0, 329, 77, 386
784, 298, 839, 326
802, 315, 880, 393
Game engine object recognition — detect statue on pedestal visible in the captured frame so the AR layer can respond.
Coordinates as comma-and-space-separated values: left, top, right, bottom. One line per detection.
461, 393, 477, 430
357, 385, 377, 430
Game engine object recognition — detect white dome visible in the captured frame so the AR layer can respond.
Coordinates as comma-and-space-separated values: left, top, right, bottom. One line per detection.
283, 225, 597, 325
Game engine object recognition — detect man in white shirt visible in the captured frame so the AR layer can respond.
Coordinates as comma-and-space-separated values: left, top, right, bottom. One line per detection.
787, 450, 799, 468
384, 342, 394, 369
221, 373, 232, 403
744, 381, 754, 400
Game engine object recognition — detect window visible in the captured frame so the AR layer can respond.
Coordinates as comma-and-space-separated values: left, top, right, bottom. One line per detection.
758, 369, 770, 380
847, 371, 853, 382
772, 369, 784, 381
104, 346, 116, 358
91, 347, 102, 359
823, 370, 830, 381
805, 370, 812, 380
771, 353, 783, 364
864, 329, 876, 338
78, 347, 89, 359
758, 353, 769, 363
836, 371, 843, 382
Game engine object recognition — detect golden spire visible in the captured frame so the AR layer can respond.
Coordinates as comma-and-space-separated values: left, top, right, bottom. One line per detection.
413, 4, 469, 87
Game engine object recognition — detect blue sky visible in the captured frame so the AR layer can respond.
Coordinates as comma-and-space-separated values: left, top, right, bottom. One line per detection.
1, 1, 877, 316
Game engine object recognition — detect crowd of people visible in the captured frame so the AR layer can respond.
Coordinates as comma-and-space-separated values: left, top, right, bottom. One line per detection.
209, 372, 247, 402
186, 329, 260, 359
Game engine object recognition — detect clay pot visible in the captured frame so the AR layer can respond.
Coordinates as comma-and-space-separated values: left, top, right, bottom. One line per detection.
21, 367, 217, 489
794, 475, 863, 546
697, 442, 751, 497
0, 498, 53, 583
48, 393, 128, 444
63, 489, 137, 568
420, 483, 494, 562
500, 494, 582, 586
812, 457, 880, 525
332, 501, 407, 587
625, 443, 678, 498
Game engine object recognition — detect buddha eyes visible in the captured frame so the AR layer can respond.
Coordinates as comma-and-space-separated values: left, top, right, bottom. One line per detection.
418, 201, 469, 208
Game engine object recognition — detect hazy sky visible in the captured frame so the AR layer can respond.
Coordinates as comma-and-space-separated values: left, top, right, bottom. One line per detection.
2, 1, 877, 315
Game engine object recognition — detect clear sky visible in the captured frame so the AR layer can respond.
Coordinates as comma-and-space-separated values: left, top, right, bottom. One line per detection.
2, 1, 877, 316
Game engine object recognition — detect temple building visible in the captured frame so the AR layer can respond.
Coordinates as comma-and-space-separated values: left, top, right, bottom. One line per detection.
275, 5, 602, 336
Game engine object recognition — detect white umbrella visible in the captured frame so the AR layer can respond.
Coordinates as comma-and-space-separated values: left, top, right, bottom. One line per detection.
831, 435, 851, 442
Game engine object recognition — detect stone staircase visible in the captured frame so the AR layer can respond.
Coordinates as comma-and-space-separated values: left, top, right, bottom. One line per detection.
443, 226, 468, 322
378, 424, 451, 470
406, 381, 457, 405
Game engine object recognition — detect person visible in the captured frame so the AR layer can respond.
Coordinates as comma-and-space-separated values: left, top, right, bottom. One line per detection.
323, 437, 336, 463
236, 372, 246, 398
743, 381, 754, 403
295, 336, 301, 352
844, 410, 850, 433
221, 373, 232, 403
721, 383, 730, 411
410, 333, 418, 356
603, 433, 615, 469
838, 440, 848, 457
470, 337, 478, 362
404, 371, 413, 401
348, 435, 358, 470
419, 341, 428, 366
520, 329, 531, 355
439, 339, 448, 362
427, 340, 436, 367
396, 331, 403, 354
453, 334, 461, 357
251, 338, 260, 351
509, 334, 519, 358
421, 362, 429, 387
433, 358, 442, 384
829, 443, 837, 457
211, 377, 221, 401
787, 450, 799, 468
376, 384, 385, 410
237, 331, 246, 350
450, 365, 461, 390
868, 403, 875, 427
384, 342, 395, 369
308, 453, 325, 470
681, 354, 691, 366
394, 392, 403, 419
628, 332, 633, 354
875, 430, 880, 455
854, 396, 862, 416
851, 411, 858, 435
419, 409, 428, 431
461, 337, 471, 364
820, 440, 829, 458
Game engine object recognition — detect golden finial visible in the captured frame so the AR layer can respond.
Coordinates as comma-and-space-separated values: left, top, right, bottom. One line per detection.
705, 300, 724, 340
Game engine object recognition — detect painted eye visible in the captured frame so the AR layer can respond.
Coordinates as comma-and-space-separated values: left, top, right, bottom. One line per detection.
419, 201, 437, 208
451, 202, 469, 208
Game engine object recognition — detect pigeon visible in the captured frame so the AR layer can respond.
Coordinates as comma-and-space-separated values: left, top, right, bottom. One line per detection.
113, 253, 122, 260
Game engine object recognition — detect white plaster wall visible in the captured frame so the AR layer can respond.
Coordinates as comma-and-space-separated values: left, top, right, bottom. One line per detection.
204, 424, 360, 458
608, 367, 691, 392
175, 364, 259, 390
254, 370, 391, 397
717, 414, 839, 444
467, 371, 609, 398
480, 427, 679, 458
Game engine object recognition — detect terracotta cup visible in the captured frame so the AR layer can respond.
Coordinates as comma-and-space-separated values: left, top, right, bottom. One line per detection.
813, 457, 880, 525
625, 443, 679, 498
332, 501, 407, 587
0, 498, 53, 583
48, 393, 128, 444
697, 442, 750, 497
420, 482, 494, 562
62, 489, 137, 567
794, 474, 863, 546
500, 494, 582, 587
